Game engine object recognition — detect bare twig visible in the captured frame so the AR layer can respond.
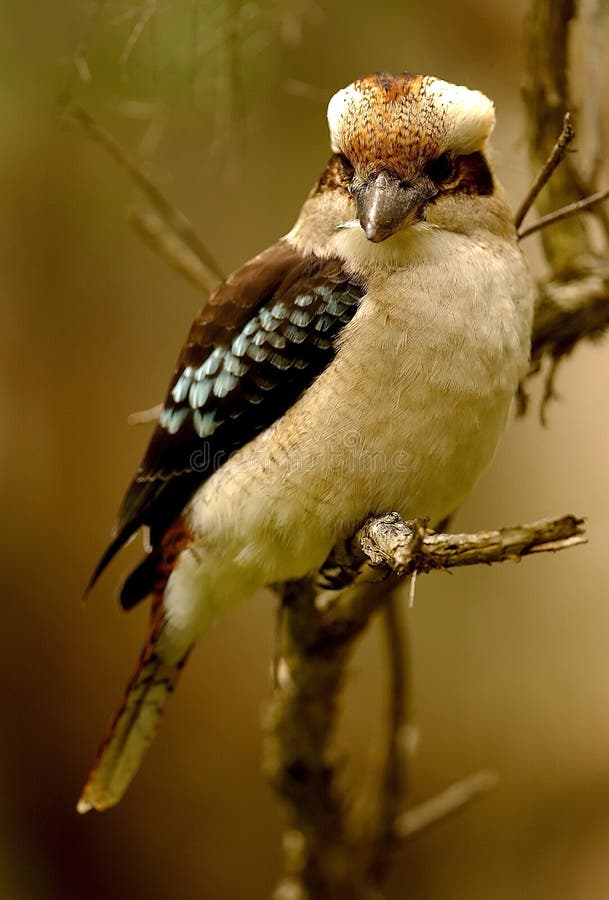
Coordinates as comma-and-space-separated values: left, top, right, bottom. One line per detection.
518, 187, 609, 239
353, 513, 586, 580
265, 578, 394, 900
582, 0, 604, 187
189, 0, 201, 93
65, 0, 105, 87
127, 403, 162, 426
573, 168, 609, 242
121, 0, 157, 65
538, 357, 561, 427
395, 770, 499, 841
129, 207, 217, 296
530, 260, 609, 365
277, 0, 324, 46
522, 0, 594, 274
569, 0, 609, 239
366, 594, 410, 887
514, 112, 575, 230
516, 0, 609, 414
518, 255, 609, 419
283, 79, 329, 102
63, 104, 224, 285
213, 0, 245, 153
381, 597, 408, 805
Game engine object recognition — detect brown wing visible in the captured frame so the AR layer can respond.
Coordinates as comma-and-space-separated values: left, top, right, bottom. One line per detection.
89, 239, 364, 591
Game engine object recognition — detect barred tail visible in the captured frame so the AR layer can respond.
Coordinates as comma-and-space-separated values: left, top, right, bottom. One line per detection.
77, 640, 188, 813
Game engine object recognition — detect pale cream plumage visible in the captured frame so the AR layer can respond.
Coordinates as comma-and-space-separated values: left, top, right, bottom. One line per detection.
79, 72, 534, 813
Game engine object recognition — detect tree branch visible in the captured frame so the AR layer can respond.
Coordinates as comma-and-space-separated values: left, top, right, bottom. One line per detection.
514, 112, 575, 231
521, 0, 595, 274
365, 594, 411, 888
265, 577, 395, 900
334, 513, 586, 582
121, 0, 157, 65
266, 512, 586, 897
62, 104, 223, 290
518, 0, 609, 415
518, 187, 609, 240
530, 261, 609, 365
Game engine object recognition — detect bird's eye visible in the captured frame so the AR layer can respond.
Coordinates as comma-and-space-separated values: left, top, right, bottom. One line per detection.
336, 153, 357, 193
425, 152, 455, 184
338, 152, 354, 175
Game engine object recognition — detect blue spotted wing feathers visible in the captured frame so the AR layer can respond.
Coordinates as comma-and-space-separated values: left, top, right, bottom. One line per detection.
89, 240, 364, 592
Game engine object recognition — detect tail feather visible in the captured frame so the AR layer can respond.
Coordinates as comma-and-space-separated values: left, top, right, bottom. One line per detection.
120, 553, 157, 611
80, 516, 194, 812
77, 640, 189, 813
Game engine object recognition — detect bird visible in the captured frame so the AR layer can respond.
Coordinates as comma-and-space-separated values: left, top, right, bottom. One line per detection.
77, 71, 535, 813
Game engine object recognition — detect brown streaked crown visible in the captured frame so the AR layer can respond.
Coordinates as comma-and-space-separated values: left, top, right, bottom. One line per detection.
326, 72, 495, 184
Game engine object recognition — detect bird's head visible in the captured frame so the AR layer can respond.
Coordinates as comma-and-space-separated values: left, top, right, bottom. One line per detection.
326, 72, 496, 243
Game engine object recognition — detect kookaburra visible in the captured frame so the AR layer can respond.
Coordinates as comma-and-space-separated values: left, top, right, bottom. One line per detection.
78, 72, 534, 812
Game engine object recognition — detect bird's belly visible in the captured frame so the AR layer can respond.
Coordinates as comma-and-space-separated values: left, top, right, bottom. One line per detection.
273, 356, 511, 559
188, 311, 518, 585
170, 234, 533, 643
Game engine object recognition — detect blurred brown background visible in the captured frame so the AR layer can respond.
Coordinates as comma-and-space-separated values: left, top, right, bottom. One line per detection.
2, 1, 609, 897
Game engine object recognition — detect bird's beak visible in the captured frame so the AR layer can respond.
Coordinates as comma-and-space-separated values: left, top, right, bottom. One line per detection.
355, 171, 438, 243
